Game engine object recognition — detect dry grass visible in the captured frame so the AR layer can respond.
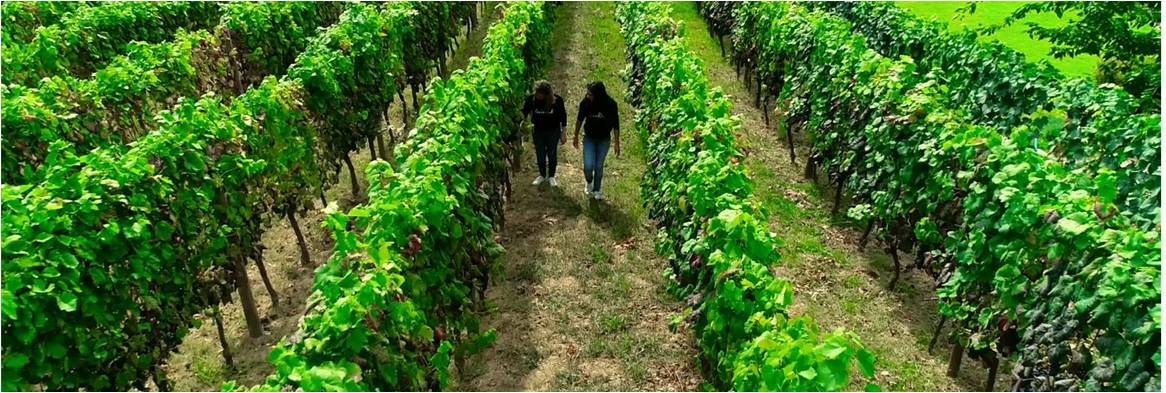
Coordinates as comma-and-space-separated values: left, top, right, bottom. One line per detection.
456, 3, 701, 391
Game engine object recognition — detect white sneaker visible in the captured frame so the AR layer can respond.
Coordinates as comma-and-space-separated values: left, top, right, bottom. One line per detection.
531, 176, 545, 185
584, 181, 593, 196
547, 177, 558, 187
592, 191, 604, 200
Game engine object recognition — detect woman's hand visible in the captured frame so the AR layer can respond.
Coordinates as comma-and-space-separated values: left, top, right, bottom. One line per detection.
614, 140, 621, 157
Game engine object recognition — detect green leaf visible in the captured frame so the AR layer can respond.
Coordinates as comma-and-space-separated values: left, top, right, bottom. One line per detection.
45, 339, 67, 359
348, 206, 370, 218
56, 291, 78, 312
6, 353, 30, 370
1, 289, 16, 321
430, 341, 454, 388
1057, 217, 1090, 236
814, 358, 850, 391
464, 329, 497, 355
820, 340, 848, 360
1095, 170, 1116, 203
857, 349, 876, 378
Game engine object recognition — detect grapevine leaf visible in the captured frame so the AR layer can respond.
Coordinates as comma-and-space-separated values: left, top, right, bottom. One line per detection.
56, 292, 77, 312
1057, 217, 1090, 235
857, 349, 876, 378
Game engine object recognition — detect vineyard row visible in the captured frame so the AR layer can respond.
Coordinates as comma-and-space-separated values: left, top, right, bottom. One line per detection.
226, 2, 552, 390
1, 2, 222, 87
703, 2, 1159, 229
820, 3, 1160, 123
3, 2, 345, 184
700, 3, 1160, 391
1, 3, 477, 390
617, 2, 876, 391
818, 2, 1161, 228
1, 1, 92, 42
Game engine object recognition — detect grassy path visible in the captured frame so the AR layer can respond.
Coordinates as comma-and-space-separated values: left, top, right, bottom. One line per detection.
458, 2, 701, 391
164, 7, 498, 390
669, 2, 1009, 391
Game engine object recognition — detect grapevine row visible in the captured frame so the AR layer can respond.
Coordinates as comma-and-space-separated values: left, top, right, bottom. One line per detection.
1, 2, 345, 184
701, 2, 1159, 229
402, 3, 480, 109
0, 3, 471, 390
616, 3, 876, 391
227, 2, 552, 390
817, 3, 1160, 229
1, 1, 222, 87
0, 1, 92, 42
818, 3, 1160, 118
699, 3, 1161, 391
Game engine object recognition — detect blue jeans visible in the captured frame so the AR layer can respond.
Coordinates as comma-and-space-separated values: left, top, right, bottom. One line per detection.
582, 137, 610, 192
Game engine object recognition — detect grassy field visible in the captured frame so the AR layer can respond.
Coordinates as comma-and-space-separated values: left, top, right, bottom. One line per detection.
896, 1, 1099, 78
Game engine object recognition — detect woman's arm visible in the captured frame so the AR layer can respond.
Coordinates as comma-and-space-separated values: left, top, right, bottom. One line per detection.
558, 97, 568, 144
612, 102, 621, 157
573, 99, 586, 149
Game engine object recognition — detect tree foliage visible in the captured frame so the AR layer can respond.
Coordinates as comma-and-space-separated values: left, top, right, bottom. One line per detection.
990, 2, 1160, 61
986, 1, 1162, 110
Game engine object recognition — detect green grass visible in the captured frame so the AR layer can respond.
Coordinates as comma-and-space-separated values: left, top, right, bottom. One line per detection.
839, 293, 865, 315
597, 312, 630, 334
588, 240, 612, 265
191, 353, 228, 386
895, 1, 1098, 77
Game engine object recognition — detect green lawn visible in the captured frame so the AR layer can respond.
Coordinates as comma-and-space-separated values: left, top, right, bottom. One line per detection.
896, 1, 1099, 78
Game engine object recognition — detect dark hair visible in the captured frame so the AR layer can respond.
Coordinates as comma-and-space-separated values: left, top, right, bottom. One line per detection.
534, 80, 554, 108
534, 80, 553, 97
587, 80, 609, 102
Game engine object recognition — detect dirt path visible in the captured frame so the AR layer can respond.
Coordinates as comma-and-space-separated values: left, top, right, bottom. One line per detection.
669, 2, 1008, 391
164, 6, 499, 390
457, 3, 702, 391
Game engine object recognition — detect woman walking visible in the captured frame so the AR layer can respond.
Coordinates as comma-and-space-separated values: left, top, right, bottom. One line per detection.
522, 80, 568, 187
573, 81, 620, 200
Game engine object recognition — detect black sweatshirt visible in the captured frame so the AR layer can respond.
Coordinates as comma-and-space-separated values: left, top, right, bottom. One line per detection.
577, 96, 619, 141
522, 94, 567, 135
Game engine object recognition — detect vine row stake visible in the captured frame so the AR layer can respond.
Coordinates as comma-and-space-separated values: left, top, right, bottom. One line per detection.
947, 344, 964, 378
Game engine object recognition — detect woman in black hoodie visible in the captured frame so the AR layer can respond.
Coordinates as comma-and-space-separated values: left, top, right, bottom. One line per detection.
572, 81, 620, 200
522, 80, 568, 187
